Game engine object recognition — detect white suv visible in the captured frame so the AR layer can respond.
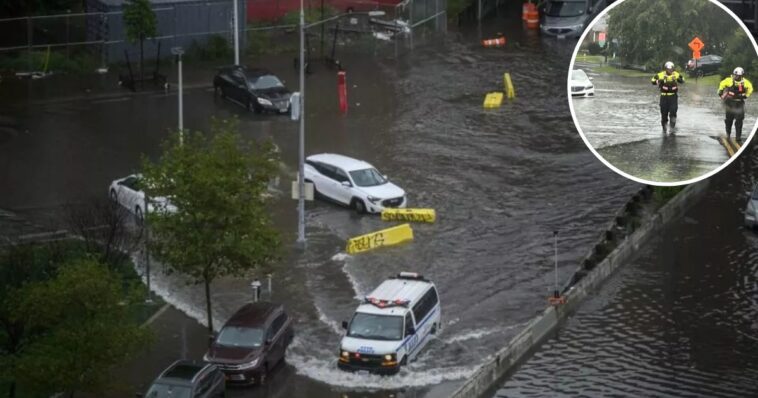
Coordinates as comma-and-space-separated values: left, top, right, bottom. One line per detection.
304, 153, 406, 214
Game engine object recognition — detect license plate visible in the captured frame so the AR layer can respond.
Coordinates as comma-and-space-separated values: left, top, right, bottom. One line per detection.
558, 34, 566, 39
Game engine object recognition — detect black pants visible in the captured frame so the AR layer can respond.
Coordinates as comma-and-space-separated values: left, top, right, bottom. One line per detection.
725, 100, 745, 139
660, 95, 678, 126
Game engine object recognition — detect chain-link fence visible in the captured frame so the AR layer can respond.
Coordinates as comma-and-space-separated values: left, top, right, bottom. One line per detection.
0, 0, 445, 77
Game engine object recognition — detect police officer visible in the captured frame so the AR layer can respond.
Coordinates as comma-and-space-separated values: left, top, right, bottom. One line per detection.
718, 67, 753, 142
651, 61, 685, 134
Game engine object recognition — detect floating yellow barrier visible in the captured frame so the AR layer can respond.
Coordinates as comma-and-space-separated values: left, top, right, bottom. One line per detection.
720, 136, 735, 157
504, 73, 515, 99
381, 208, 436, 223
484, 92, 503, 108
731, 138, 742, 151
346, 224, 414, 254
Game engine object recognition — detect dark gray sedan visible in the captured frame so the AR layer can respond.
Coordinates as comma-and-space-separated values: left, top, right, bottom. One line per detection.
213, 65, 292, 114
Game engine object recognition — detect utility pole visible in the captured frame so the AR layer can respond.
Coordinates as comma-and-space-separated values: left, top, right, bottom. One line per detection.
297, 0, 306, 245
171, 47, 184, 145
553, 231, 559, 298
144, 194, 152, 303
233, 0, 240, 65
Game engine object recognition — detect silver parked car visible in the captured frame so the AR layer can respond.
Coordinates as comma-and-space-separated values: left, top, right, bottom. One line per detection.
541, 0, 610, 39
745, 183, 758, 229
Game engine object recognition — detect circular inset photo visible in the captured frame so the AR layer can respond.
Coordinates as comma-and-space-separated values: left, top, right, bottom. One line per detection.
568, 0, 758, 186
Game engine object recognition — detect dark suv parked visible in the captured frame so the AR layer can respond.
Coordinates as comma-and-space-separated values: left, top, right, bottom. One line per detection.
686, 54, 723, 77
204, 302, 294, 385
139, 360, 225, 398
213, 65, 292, 114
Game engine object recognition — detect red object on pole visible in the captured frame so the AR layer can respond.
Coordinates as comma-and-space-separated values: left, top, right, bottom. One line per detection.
338, 70, 347, 113
693, 50, 701, 60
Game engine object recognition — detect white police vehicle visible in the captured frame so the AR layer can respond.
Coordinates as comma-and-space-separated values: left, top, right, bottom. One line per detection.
338, 272, 441, 374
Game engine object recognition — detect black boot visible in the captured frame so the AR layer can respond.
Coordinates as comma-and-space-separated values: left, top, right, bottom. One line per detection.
736, 119, 743, 142
725, 119, 733, 139
670, 117, 676, 134
662, 121, 667, 134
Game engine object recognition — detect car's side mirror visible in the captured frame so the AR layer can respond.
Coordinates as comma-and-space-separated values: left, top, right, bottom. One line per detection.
265, 338, 273, 346
407, 327, 416, 335
341, 321, 348, 330
341, 181, 352, 187
383, 175, 388, 180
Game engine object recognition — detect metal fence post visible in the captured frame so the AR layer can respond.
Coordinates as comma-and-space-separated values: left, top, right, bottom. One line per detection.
27, 16, 32, 73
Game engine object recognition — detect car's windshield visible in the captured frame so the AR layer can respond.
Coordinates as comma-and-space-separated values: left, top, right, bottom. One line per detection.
250, 75, 284, 90
545, 1, 586, 17
347, 313, 404, 341
349, 168, 387, 187
216, 326, 264, 348
752, 187, 758, 199
145, 383, 192, 398
571, 69, 588, 81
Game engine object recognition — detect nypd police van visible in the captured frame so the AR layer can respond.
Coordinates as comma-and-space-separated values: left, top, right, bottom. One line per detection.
338, 272, 441, 374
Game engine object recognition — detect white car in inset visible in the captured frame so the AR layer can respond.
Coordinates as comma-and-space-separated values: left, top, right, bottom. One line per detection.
304, 153, 406, 214
108, 174, 177, 223
571, 69, 595, 97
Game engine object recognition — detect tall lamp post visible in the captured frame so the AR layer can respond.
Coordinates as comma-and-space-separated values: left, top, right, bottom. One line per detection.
171, 47, 184, 145
233, 0, 239, 65
296, 0, 306, 244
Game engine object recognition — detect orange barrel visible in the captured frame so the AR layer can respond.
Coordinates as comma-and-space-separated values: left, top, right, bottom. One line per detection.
522, 2, 536, 21
526, 9, 539, 29
482, 36, 506, 47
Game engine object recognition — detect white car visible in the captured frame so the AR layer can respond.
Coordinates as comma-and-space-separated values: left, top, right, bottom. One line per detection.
338, 272, 441, 375
571, 69, 595, 97
304, 153, 406, 214
108, 174, 177, 222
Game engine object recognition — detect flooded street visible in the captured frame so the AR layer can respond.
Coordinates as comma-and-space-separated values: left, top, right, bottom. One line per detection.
572, 63, 755, 182
495, 147, 758, 397
0, 6, 643, 398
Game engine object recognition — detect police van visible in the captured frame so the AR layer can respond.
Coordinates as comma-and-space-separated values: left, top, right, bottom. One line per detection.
338, 272, 441, 374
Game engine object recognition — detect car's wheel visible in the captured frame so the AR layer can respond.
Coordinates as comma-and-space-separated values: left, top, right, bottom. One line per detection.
258, 364, 268, 385
135, 206, 144, 226
353, 198, 366, 214
696, 70, 704, 78
214, 85, 221, 98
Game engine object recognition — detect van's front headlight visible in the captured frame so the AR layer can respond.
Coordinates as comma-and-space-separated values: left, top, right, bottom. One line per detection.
384, 354, 395, 361
367, 196, 381, 204
237, 358, 259, 370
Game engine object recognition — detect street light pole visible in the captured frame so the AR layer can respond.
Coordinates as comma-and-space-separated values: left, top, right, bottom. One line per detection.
297, 0, 306, 245
172, 47, 185, 145
233, 0, 240, 65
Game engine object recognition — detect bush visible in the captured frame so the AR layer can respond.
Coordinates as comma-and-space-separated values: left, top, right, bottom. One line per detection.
653, 186, 684, 205
0, 49, 99, 74
587, 42, 604, 55
186, 34, 232, 62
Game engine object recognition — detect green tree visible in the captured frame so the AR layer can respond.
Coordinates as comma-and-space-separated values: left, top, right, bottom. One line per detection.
0, 243, 65, 398
123, 0, 157, 87
8, 257, 149, 397
719, 28, 758, 78
141, 118, 281, 337
607, 0, 735, 71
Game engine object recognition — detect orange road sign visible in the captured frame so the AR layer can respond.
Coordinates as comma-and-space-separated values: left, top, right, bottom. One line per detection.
693, 50, 701, 60
689, 37, 704, 52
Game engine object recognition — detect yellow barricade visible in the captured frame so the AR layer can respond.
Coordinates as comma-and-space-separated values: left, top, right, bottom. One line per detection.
731, 138, 742, 151
720, 136, 735, 157
484, 92, 503, 108
504, 73, 516, 99
346, 223, 414, 254
381, 208, 436, 223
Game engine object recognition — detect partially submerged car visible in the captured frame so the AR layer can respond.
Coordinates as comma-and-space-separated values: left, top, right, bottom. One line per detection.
541, 0, 609, 39
204, 302, 294, 385
213, 65, 292, 114
304, 153, 407, 214
109, 174, 176, 223
571, 69, 595, 97
139, 360, 225, 398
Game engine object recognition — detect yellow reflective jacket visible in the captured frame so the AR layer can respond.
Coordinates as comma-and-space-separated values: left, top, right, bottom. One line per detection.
718, 76, 753, 100
651, 71, 684, 95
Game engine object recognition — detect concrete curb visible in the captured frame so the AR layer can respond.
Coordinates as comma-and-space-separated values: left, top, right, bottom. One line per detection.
448, 180, 710, 398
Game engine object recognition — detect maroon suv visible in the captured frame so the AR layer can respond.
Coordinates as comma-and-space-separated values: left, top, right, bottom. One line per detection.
203, 302, 294, 385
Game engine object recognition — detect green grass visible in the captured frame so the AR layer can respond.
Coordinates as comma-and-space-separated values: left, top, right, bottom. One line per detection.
575, 55, 606, 64
687, 74, 722, 86
595, 65, 651, 77
653, 186, 685, 206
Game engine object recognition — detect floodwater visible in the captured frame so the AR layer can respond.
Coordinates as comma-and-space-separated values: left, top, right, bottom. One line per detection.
572, 62, 756, 183
1, 6, 640, 398
495, 147, 758, 397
